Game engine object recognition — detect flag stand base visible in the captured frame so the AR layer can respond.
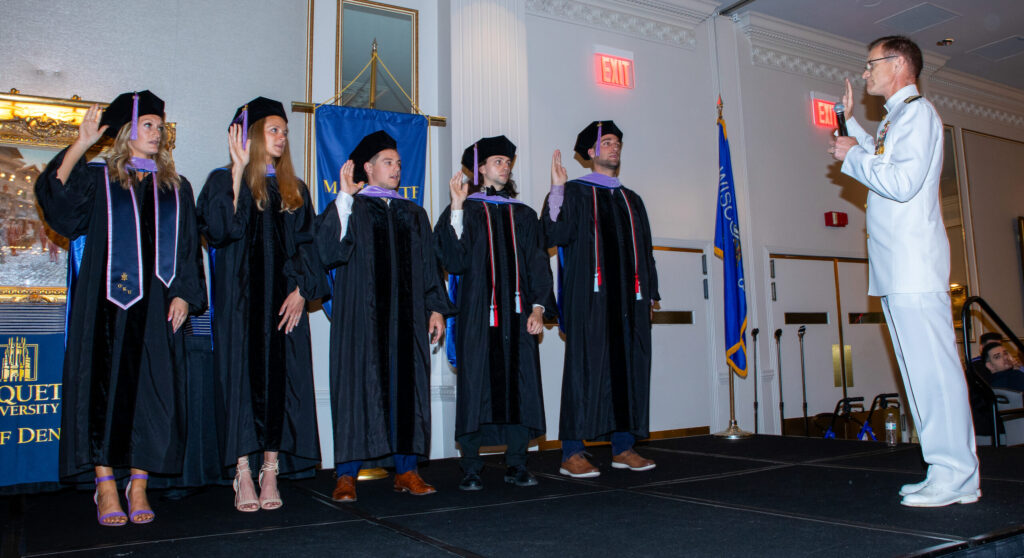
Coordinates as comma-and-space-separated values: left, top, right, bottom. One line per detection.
357, 467, 389, 481
714, 419, 753, 439
714, 365, 753, 440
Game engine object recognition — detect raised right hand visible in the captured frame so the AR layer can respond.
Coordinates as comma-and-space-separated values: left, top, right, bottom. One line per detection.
449, 171, 468, 209
339, 160, 363, 196
551, 149, 567, 186
57, 104, 108, 184
75, 104, 108, 149
841, 78, 854, 121
228, 123, 251, 175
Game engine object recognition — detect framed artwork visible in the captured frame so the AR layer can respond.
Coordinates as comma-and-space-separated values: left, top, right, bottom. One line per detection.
337, 0, 418, 112
0, 91, 175, 303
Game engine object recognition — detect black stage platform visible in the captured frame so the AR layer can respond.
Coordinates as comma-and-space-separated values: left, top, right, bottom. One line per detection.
3, 435, 1022, 557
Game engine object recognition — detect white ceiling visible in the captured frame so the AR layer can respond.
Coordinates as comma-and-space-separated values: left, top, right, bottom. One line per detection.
717, 0, 1024, 91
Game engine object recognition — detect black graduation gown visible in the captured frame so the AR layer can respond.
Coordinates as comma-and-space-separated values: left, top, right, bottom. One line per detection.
434, 197, 550, 440
34, 148, 207, 481
541, 178, 660, 441
315, 195, 455, 465
196, 169, 325, 474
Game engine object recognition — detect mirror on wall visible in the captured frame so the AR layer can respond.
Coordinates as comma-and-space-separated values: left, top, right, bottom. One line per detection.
338, 0, 418, 113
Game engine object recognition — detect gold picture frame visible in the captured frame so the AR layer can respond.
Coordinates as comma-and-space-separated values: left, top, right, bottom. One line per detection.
0, 90, 176, 303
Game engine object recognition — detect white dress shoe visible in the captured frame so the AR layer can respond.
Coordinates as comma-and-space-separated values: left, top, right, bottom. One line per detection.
900, 485, 980, 508
900, 480, 982, 498
899, 479, 929, 497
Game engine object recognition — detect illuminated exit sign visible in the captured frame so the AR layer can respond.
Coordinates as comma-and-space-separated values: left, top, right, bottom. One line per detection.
596, 53, 635, 89
810, 92, 838, 128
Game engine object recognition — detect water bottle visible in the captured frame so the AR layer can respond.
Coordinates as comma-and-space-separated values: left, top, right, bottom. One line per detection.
884, 407, 898, 448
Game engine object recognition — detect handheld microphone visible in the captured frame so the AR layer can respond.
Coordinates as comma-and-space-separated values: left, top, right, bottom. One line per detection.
834, 103, 849, 136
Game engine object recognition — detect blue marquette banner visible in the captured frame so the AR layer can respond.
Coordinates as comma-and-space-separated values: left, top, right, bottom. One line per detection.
0, 333, 63, 487
714, 116, 748, 378
314, 105, 428, 211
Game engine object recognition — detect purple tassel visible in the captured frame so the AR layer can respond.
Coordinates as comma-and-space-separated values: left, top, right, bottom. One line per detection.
241, 105, 249, 145
595, 121, 602, 157
473, 143, 479, 185
129, 93, 139, 140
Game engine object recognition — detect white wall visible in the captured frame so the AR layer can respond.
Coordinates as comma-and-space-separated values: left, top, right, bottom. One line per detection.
524, 0, 726, 435
0, 0, 309, 188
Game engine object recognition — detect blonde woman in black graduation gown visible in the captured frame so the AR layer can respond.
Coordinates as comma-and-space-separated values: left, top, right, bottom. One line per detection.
35, 91, 207, 526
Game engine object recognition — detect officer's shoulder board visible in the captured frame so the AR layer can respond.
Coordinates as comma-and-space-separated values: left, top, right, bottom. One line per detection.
904, 95, 922, 104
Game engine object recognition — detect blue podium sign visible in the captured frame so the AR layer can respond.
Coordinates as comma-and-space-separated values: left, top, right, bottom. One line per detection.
0, 331, 63, 487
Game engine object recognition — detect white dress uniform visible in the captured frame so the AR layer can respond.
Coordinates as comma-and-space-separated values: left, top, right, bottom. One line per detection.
842, 84, 979, 497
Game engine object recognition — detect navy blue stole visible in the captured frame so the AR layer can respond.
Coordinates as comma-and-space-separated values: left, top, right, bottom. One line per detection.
103, 162, 179, 309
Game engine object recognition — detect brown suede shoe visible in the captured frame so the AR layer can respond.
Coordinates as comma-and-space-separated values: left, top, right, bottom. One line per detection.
332, 475, 357, 502
611, 449, 656, 471
393, 471, 437, 496
558, 453, 600, 478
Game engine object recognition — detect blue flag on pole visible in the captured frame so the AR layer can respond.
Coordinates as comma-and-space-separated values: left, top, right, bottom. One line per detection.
714, 114, 748, 377
314, 105, 428, 211
314, 105, 428, 315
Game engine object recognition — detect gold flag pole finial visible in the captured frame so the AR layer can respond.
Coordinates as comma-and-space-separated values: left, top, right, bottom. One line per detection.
717, 95, 723, 120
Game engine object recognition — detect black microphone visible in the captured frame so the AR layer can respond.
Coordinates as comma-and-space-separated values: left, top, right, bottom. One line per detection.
774, 329, 782, 340
752, 328, 760, 338
834, 103, 849, 136
797, 325, 806, 337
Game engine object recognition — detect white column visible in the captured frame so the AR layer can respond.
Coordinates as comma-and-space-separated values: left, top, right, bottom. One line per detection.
450, 0, 533, 204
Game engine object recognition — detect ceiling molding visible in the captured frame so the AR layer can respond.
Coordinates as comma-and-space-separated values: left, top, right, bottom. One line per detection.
736, 12, 871, 74
929, 94, 1024, 128
736, 12, 1023, 129
525, 0, 717, 49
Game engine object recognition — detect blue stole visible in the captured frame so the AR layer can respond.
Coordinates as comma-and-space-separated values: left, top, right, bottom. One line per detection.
104, 158, 179, 309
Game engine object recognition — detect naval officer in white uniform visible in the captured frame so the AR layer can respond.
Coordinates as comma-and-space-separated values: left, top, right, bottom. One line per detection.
830, 35, 979, 508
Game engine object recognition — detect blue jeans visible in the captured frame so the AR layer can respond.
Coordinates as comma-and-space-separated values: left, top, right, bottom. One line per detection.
335, 454, 418, 477
561, 432, 634, 461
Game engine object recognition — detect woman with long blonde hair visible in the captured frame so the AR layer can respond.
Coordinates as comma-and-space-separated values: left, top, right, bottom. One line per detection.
34, 90, 207, 526
197, 97, 325, 512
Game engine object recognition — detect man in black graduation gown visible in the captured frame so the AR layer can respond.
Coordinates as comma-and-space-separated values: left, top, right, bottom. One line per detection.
315, 131, 455, 502
543, 120, 660, 478
435, 136, 551, 490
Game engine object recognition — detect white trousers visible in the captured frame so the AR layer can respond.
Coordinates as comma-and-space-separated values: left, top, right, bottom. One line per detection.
882, 292, 979, 492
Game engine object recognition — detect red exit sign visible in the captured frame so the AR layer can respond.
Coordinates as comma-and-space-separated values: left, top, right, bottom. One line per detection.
812, 98, 837, 128
596, 53, 635, 89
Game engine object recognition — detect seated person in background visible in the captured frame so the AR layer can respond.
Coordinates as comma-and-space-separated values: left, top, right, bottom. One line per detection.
980, 341, 1024, 392
974, 333, 1003, 360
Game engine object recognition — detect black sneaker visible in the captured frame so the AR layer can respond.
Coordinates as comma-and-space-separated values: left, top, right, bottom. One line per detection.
459, 472, 483, 491
504, 466, 538, 487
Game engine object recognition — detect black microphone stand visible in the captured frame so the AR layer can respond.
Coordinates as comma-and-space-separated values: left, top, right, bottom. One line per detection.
774, 329, 784, 436
751, 328, 760, 434
798, 325, 809, 436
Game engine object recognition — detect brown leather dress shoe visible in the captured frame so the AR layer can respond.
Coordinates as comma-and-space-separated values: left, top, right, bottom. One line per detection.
611, 449, 656, 471
332, 475, 357, 502
558, 453, 600, 478
393, 471, 437, 496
